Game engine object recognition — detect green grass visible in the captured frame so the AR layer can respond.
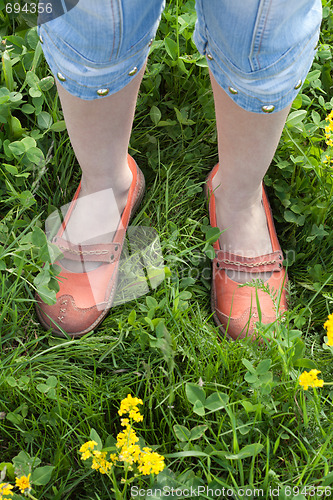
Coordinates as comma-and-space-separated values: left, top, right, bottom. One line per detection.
1, 0, 333, 498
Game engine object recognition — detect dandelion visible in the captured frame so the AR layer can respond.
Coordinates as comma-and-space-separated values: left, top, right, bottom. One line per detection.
0, 482, 14, 499
299, 369, 324, 390
324, 314, 333, 346
15, 474, 31, 494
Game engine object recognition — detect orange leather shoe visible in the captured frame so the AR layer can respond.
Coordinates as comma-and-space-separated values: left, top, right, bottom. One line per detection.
35, 155, 145, 337
205, 164, 288, 341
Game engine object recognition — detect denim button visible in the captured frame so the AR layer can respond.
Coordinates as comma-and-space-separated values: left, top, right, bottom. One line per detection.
262, 105, 275, 113
97, 88, 109, 96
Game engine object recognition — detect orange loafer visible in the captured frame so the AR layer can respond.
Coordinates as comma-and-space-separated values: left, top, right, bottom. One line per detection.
35, 155, 145, 337
205, 164, 288, 341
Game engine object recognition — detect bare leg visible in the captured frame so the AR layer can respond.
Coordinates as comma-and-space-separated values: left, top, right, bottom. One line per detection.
54, 64, 146, 271
210, 71, 291, 283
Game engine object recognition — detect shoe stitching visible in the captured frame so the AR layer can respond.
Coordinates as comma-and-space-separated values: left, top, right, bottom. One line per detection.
220, 257, 278, 267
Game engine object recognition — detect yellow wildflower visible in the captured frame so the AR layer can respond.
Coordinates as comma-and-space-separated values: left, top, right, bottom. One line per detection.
79, 440, 97, 453
91, 457, 112, 474
79, 440, 98, 460
128, 409, 144, 422
15, 474, 31, 494
91, 458, 100, 470
324, 113, 333, 147
89, 450, 112, 474
325, 110, 333, 123
324, 314, 333, 346
116, 424, 139, 449
118, 444, 142, 465
118, 394, 143, 417
0, 482, 14, 498
79, 395, 166, 479
138, 449, 165, 475
299, 369, 324, 390
98, 460, 112, 474
109, 453, 118, 464
93, 458, 112, 474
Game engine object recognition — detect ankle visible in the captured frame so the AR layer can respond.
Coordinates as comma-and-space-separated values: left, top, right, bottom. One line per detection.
80, 166, 133, 196
213, 180, 262, 211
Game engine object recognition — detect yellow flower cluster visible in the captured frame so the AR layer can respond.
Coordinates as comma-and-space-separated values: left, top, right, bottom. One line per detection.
116, 422, 139, 449
0, 482, 14, 499
138, 448, 166, 475
299, 369, 324, 390
118, 444, 142, 465
323, 110, 333, 164
118, 394, 144, 422
324, 313, 333, 346
116, 397, 165, 475
117, 435, 165, 475
79, 440, 114, 474
91, 450, 114, 474
79, 440, 98, 460
15, 474, 31, 494
79, 394, 165, 478
324, 110, 333, 148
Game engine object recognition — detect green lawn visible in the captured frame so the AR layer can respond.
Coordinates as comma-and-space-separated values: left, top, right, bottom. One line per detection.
0, 1, 333, 499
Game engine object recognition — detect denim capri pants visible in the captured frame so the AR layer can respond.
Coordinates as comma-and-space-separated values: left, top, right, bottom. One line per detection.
38, 0, 322, 113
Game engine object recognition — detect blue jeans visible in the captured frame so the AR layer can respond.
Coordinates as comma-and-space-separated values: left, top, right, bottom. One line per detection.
38, 0, 322, 113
